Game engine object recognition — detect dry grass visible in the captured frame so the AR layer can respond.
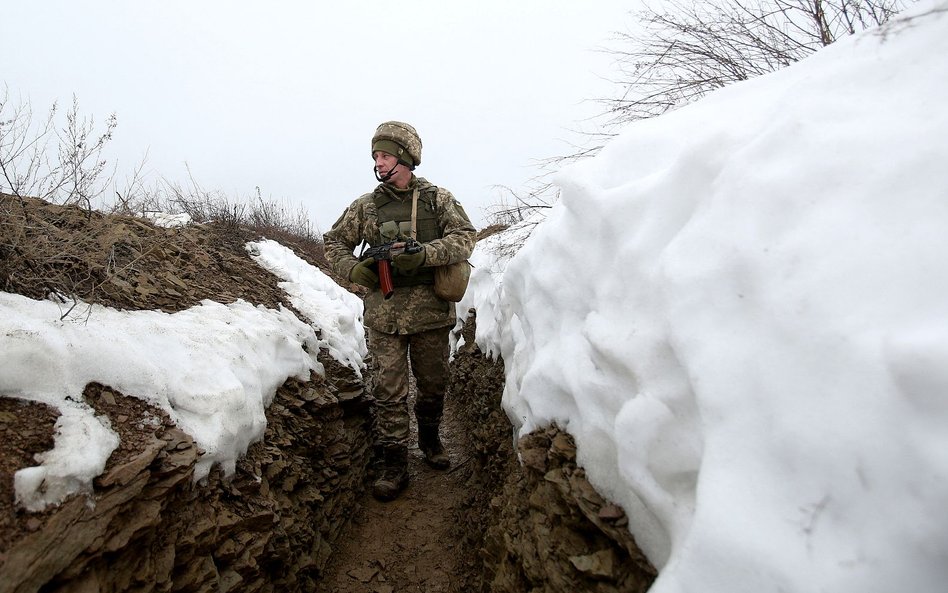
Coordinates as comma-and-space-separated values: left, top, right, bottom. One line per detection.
0, 192, 330, 314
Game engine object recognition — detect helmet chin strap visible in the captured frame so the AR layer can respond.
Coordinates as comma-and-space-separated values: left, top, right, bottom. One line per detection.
374, 162, 398, 183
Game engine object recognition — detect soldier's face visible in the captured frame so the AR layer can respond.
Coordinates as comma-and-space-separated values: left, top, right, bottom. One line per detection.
374, 151, 411, 187
374, 151, 397, 173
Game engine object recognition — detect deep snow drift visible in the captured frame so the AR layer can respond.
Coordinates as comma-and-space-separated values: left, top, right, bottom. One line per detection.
461, 2, 948, 592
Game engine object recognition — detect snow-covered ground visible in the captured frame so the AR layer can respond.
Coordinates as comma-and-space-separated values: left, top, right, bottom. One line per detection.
1, 2, 946, 591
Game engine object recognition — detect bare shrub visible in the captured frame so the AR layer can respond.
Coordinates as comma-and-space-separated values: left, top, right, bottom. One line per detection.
109, 161, 321, 245
483, 184, 554, 227
1, 92, 326, 308
486, 0, 914, 234
163, 171, 246, 231
1, 193, 126, 315
111, 151, 161, 215
601, 0, 911, 127
0, 89, 119, 310
0, 89, 116, 210
247, 187, 321, 243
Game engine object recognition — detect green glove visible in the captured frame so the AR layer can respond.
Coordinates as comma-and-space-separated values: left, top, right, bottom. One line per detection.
393, 248, 426, 273
349, 259, 378, 289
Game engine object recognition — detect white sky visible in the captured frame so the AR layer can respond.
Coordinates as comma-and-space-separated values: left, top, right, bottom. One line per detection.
2, 0, 635, 229
3, 2, 947, 592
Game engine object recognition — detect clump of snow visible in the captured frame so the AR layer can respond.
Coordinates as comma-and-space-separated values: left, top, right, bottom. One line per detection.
142, 211, 192, 228
468, 2, 948, 592
247, 239, 367, 375
13, 402, 120, 513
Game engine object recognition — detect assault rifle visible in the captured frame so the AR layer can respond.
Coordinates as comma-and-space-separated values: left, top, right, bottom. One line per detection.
359, 238, 423, 299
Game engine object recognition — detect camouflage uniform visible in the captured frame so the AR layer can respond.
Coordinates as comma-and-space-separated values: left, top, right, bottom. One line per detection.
323, 175, 476, 449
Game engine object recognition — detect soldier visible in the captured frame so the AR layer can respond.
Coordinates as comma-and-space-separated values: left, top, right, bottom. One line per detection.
323, 121, 476, 501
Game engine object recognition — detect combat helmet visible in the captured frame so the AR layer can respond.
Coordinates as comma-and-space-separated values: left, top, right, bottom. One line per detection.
372, 121, 422, 169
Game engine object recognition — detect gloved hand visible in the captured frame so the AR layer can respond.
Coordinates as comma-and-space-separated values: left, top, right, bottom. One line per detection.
349, 259, 378, 289
393, 248, 426, 273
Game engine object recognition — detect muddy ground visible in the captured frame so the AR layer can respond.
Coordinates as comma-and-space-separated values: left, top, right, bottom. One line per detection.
318, 391, 475, 593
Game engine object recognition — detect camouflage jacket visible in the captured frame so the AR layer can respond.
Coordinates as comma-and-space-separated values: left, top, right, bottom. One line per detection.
323, 176, 476, 335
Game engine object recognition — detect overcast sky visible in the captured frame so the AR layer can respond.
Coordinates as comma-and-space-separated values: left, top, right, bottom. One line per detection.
3, 1, 636, 230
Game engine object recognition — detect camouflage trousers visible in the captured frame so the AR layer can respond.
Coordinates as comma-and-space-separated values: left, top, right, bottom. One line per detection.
368, 325, 451, 448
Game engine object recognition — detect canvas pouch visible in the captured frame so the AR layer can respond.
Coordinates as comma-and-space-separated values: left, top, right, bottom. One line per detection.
411, 188, 471, 302
433, 260, 471, 302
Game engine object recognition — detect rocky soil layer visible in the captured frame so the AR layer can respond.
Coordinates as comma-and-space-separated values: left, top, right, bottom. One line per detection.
449, 314, 657, 593
0, 194, 374, 592
1, 361, 372, 593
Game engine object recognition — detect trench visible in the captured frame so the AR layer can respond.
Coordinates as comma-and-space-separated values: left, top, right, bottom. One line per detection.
316, 382, 477, 593
312, 315, 512, 592
0, 195, 654, 592
318, 317, 656, 593
0, 317, 655, 593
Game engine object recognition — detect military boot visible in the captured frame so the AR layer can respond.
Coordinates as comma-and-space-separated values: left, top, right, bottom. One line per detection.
372, 444, 409, 501
418, 423, 450, 470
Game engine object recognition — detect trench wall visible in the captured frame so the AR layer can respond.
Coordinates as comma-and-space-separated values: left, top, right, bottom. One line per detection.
3, 314, 657, 593
0, 357, 372, 593
449, 314, 658, 593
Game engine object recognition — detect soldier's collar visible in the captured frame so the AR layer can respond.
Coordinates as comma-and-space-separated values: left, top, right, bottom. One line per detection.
379, 175, 418, 200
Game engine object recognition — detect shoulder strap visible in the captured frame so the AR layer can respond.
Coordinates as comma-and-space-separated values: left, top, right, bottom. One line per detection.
410, 188, 419, 240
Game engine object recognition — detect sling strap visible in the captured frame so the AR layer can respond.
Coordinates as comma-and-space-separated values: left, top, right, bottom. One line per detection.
411, 188, 419, 240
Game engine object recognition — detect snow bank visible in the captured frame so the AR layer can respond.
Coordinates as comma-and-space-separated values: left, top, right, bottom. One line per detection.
247, 239, 367, 375
472, 3, 948, 592
1, 294, 323, 510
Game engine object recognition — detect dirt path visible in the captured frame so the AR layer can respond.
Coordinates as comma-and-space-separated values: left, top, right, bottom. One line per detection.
318, 391, 474, 593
